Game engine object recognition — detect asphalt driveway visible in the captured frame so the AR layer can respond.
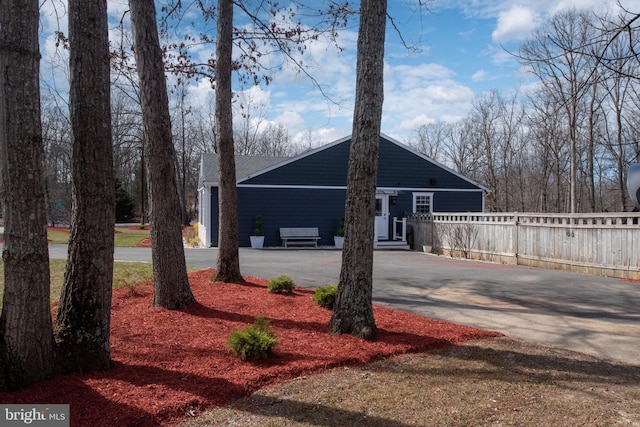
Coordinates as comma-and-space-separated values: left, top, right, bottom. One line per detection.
47, 244, 640, 366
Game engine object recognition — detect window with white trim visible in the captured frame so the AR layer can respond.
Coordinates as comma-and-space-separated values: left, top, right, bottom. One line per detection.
413, 192, 433, 214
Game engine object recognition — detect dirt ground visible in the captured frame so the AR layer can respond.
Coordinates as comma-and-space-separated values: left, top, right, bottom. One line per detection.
181, 337, 640, 427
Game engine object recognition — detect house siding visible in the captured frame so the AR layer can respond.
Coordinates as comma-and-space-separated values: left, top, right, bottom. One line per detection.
235, 187, 346, 247
433, 191, 484, 212
377, 139, 478, 189
243, 141, 350, 186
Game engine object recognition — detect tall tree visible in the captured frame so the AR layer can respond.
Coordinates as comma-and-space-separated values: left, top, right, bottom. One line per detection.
519, 10, 596, 213
53, 0, 115, 372
173, 82, 193, 226
328, 0, 387, 340
213, 0, 243, 282
0, 0, 55, 390
129, 0, 196, 308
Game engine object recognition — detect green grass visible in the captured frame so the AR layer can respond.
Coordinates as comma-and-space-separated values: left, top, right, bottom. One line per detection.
113, 227, 150, 247
43, 226, 151, 247
47, 229, 72, 244
49, 259, 68, 302
0, 259, 202, 308
0, 260, 155, 307
1, 226, 153, 305
1, 226, 152, 247
0, 225, 198, 307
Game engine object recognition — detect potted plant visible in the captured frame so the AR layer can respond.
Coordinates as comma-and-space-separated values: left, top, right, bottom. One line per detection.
334, 217, 345, 249
250, 215, 264, 249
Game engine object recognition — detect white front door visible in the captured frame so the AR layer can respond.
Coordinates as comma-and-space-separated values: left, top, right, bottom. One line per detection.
375, 194, 389, 240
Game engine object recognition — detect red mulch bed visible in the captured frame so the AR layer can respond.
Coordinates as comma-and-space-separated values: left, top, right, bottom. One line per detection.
0, 269, 502, 426
136, 237, 152, 248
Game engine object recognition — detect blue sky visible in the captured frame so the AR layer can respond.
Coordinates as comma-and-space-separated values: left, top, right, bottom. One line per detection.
39, 0, 640, 147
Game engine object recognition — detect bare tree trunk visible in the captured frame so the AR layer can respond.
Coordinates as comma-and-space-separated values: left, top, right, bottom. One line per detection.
328, 0, 387, 341
0, 0, 55, 390
214, 0, 243, 283
129, 0, 196, 309
53, 0, 115, 373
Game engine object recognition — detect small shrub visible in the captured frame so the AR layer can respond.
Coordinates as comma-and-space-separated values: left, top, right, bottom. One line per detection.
337, 217, 345, 237
267, 275, 296, 293
227, 317, 278, 361
253, 215, 263, 236
113, 267, 153, 296
313, 285, 337, 309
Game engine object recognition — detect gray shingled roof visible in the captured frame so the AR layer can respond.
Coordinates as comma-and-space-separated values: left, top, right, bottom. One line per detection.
199, 153, 290, 186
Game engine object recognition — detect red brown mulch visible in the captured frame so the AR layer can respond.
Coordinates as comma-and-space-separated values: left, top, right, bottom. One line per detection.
135, 236, 152, 248
126, 225, 150, 231
0, 269, 502, 426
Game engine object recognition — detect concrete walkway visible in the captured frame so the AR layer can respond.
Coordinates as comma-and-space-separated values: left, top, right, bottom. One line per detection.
46, 244, 640, 366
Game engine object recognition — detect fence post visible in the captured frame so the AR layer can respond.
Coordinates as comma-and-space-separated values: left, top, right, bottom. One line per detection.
513, 212, 519, 263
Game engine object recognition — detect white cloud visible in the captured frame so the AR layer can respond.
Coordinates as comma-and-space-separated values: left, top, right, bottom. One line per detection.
187, 79, 215, 112
107, 1, 130, 21
290, 126, 345, 148
491, 48, 517, 65
492, 5, 541, 43
236, 86, 271, 110
390, 63, 456, 90
39, 0, 68, 36
272, 111, 305, 130
472, 70, 487, 81
396, 115, 435, 133
382, 62, 476, 138
549, 0, 625, 15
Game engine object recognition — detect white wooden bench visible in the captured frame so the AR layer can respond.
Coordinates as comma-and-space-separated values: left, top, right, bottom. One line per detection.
279, 227, 320, 248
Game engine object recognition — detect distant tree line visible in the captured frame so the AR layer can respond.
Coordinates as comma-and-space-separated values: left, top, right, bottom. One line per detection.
40, 68, 301, 227
408, 8, 640, 214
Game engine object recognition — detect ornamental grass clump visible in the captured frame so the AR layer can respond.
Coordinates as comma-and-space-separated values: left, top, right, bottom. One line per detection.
227, 317, 278, 361
313, 285, 337, 309
267, 275, 296, 293
113, 267, 153, 296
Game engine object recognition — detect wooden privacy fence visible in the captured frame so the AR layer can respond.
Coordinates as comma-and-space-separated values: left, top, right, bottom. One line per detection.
406, 212, 640, 280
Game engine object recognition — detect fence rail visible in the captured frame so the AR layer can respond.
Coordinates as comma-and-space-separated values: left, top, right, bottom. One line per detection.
406, 212, 640, 280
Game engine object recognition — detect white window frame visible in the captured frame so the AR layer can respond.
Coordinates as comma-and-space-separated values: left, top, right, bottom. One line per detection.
413, 192, 433, 214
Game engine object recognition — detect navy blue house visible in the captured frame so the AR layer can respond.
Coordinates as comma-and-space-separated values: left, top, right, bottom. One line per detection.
197, 134, 487, 248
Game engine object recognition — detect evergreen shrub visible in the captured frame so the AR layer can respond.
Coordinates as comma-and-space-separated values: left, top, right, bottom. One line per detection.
313, 285, 337, 309
267, 275, 296, 293
227, 317, 278, 361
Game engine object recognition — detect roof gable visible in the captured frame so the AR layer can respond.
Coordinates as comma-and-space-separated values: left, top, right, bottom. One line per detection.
240, 136, 351, 186
199, 154, 289, 187
239, 134, 487, 191
376, 135, 484, 190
